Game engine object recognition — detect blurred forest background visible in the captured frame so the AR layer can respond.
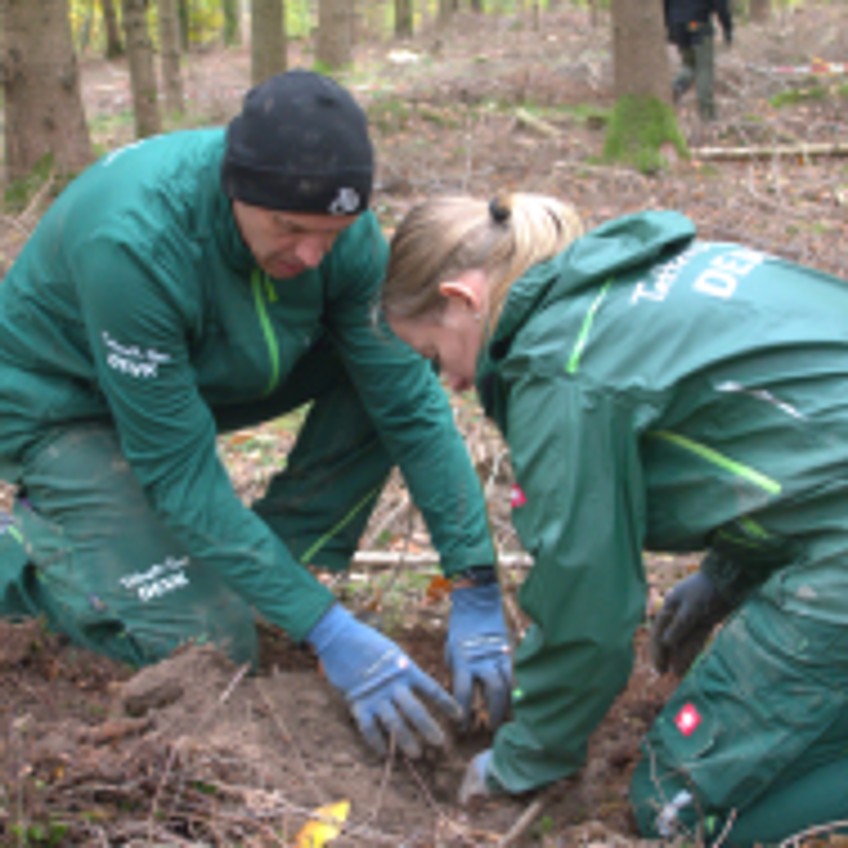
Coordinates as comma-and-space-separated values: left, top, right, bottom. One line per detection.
0, 1, 847, 846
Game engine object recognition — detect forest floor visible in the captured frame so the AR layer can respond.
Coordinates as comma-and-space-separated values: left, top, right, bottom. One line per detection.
1, 3, 848, 846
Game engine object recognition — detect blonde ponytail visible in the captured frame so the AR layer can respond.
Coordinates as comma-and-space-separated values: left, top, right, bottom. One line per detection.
381, 193, 583, 326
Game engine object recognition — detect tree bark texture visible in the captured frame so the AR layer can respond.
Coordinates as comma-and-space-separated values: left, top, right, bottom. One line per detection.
437, 0, 453, 27
178, 0, 189, 49
158, 0, 185, 114
316, 0, 353, 70
251, 0, 286, 85
101, 0, 124, 58
395, 0, 413, 38
222, 0, 241, 45
749, 0, 771, 23
611, 0, 669, 100
122, 0, 161, 137
0, 0, 93, 181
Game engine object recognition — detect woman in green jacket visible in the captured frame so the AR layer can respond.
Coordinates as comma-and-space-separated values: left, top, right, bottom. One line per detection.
0, 71, 512, 761
380, 192, 848, 844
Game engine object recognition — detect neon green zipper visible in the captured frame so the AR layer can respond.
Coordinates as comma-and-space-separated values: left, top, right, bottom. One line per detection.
566, 278, 612, 374
250, 269, 281, 396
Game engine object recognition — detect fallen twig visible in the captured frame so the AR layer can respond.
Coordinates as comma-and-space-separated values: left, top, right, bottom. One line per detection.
514, 107, 561, 138
497, 797, 545, 847
352, 550, 533, 569
692, 141, 848, 161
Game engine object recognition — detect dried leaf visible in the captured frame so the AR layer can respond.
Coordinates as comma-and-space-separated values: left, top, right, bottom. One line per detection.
424, 575, 452, 604
294, 799, 350, 848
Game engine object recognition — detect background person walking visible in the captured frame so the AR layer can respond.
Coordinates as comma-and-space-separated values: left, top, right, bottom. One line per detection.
664, 0, 733, 120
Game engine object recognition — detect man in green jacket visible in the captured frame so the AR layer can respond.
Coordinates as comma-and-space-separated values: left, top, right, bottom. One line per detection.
0, 71, 511, 760
381, 193, 848, 844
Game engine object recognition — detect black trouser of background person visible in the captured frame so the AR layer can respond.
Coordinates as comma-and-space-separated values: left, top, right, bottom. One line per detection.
672, 23, 717, 121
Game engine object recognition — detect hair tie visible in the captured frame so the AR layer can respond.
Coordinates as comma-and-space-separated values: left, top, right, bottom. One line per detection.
489, 196, 511, 224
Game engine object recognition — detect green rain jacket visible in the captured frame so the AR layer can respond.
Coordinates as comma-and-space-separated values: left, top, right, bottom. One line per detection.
0, 129, 494, 641
478, 209, 848, 792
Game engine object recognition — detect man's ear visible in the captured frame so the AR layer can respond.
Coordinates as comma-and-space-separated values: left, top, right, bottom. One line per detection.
439, 269, 487, 312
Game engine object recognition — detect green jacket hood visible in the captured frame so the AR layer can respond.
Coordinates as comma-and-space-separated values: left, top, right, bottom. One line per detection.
487, 210, 696, 360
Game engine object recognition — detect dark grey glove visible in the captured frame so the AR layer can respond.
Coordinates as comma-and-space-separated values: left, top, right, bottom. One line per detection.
650, 570, 733, 677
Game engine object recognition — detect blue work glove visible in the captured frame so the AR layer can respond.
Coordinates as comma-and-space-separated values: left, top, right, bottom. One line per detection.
650, 571, 733, 677
446, 583, 512, 730
307, 604, 462, 758
458, 749, 501, 805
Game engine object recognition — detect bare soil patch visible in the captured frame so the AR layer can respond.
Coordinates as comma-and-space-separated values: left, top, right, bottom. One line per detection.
0, 612, 678, 846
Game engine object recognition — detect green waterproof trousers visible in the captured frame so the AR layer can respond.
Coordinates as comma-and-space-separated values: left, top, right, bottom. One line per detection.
673, 32, 717, 120
0, 341, 392, 667
631, 552, 848, 845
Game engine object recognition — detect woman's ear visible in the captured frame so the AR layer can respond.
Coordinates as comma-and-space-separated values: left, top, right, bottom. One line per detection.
439, 269, 487, 312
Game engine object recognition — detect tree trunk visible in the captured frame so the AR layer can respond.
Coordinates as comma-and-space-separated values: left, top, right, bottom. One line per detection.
750, 0, 771, 23
361, 0, 384, 41
222, 0, 242, 45
101, 0, 125, 58
158, 0, 184, 114
589, 0, 599, 28
178, 0, 189, 49
603, 0, 686, 172
395, 0, 413, 37
316, 0, 353, 70
611, 0, 668, 100
251, 0, 286, 85
78, 1, 97, 53
0, 0, 93, 182
121, 0, 161, 137
437, 0, 452, 27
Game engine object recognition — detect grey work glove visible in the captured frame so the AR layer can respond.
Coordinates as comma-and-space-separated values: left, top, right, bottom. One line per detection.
458, 749, 499, 805
650, 570, 733, 677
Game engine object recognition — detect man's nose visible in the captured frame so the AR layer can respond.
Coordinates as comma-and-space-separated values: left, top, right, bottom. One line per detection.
295, 234, 333, 268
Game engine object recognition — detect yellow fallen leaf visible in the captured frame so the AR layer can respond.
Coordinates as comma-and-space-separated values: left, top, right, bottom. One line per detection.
293, 799, 350, 848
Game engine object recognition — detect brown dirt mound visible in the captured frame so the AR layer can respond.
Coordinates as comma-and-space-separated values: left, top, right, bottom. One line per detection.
0, 617, 676, 846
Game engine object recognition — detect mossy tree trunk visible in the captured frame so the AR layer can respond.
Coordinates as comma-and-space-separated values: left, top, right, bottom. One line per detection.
603, 0, 687, 173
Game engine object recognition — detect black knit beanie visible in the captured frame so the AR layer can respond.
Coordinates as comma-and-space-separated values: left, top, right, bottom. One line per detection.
221, 69, 373, 215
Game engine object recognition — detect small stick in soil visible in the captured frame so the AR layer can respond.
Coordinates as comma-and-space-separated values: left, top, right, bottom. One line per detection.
496, 797, 545, 847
